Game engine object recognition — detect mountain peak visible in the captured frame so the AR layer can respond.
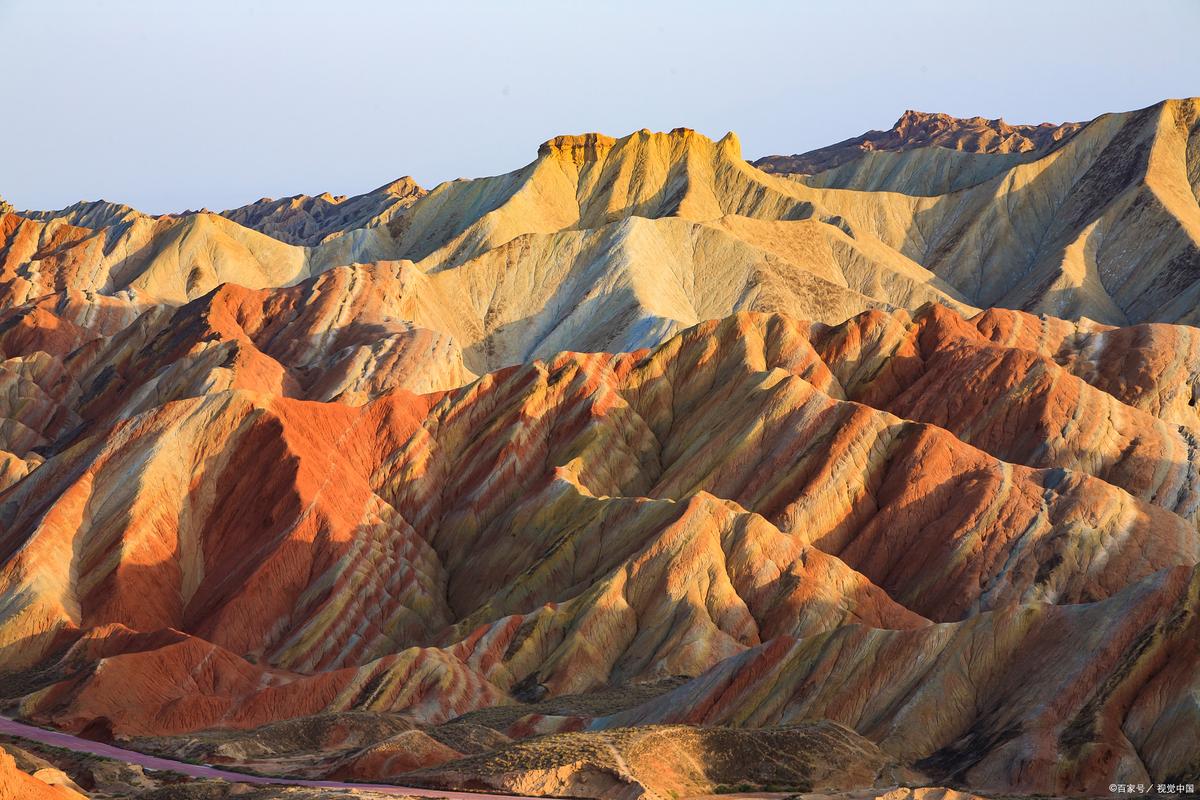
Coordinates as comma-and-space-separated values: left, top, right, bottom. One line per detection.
216, 177, 428, 246
886, 108, 1080, 151
537, 129, 741, 166
537, 133, 618, 162
375, 176, 423, 195
756, 109, 1085, 175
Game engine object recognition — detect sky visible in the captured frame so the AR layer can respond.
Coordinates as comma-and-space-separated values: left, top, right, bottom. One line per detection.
2, 0, 1197, 214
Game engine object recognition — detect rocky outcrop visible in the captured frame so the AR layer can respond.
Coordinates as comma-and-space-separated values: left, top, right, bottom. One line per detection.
537, 133, 618, 162
220, 177, 427, 246
754, 108, 1083, 176
0, 746, 87, 799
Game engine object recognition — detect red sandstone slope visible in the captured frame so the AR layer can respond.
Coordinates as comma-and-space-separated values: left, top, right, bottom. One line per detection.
0, 264, 471, 499
0, 305, 1197, 796
72, 263, 474, 414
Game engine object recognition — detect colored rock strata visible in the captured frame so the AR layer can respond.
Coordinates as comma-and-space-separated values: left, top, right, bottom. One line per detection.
1, 98, 1198, 799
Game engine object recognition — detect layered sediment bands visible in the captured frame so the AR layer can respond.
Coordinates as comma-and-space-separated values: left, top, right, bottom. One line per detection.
969, 307, 1200, 429
0, 390, 447, 671
0, 291, 143, 360
0, 206, 310, 306
2, 99, 1200, 797
1, 308, 1197, 768
334, 730, 464, 781
0, 367, 929, 700
441, 491, 927, 697
0, 351, 80, 456
0, 265, 473, 473
0, 292, 138, 485
220, 177, 428, 246
20, 633, 508, 736
809, 305, 1200, 524
80, 264, 476, 409
599, 564, 1200, 797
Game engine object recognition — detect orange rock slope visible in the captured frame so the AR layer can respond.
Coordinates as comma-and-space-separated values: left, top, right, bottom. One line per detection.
0, 746, 85, 800
0, 305, 1197, 794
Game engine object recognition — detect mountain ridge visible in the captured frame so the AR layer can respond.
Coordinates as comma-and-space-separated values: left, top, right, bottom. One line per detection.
5, 99, 1198, 329
753, 107, 1086, 176
1, 98, 1198, 798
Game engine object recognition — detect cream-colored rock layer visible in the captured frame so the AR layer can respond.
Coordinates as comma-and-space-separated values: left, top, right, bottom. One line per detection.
0, 209, 307, 305
1, 124, 977, 365
10, 99, 1198, 331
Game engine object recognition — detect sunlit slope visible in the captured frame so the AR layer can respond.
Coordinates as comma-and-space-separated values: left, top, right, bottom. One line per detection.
7, 100, 1199, 336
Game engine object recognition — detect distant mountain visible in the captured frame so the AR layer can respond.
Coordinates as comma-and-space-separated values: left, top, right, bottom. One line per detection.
219, 176, 427, 245
754, 108, 1084, 176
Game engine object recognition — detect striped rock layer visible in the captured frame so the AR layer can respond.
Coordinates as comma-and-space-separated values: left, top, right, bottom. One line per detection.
0, 305, 1197, 795
1, 98, 1200, 798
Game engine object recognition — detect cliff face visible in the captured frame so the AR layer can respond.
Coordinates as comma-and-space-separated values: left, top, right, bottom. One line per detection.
1, 100, 1199, 798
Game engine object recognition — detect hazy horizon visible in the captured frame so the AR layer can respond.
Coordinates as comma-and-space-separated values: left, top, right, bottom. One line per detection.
2, 0, 1197, 214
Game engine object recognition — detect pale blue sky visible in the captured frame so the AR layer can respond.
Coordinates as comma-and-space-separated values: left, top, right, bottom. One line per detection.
2, 0, 1197, 214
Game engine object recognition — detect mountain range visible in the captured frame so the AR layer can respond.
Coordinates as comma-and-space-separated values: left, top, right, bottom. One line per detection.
0, 98, 1198, 800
